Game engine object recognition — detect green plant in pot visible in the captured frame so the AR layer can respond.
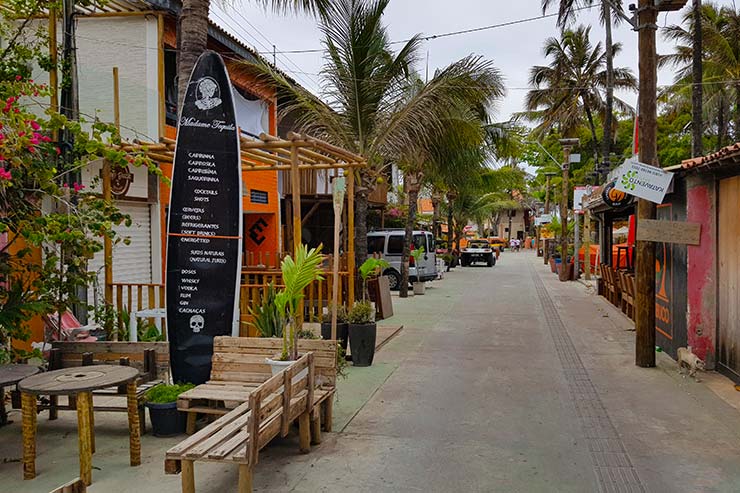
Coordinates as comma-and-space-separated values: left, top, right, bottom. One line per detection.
411, 246, 426, 295
265, 244, 324, 375
144, 383, 194, 437
321, 304, 349, 351
347, 300, 376, 367
359, 257, 390, 301
248, 282, 285, 338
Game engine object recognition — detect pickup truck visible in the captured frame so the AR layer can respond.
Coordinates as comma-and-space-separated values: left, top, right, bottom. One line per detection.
460, 240, 495, 267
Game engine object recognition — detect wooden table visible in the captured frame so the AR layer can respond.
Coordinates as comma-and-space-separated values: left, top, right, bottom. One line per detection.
18, 365, 141, 485
0, 364, 40, 425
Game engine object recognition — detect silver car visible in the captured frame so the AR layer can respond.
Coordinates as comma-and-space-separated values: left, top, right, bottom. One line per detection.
367, 230, 438, 290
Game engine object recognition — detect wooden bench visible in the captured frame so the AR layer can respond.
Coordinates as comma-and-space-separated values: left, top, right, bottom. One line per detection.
49, 478, 86, 493
39, 342, 169, 433
178, 337, 336, 438
165, 353, 316, 493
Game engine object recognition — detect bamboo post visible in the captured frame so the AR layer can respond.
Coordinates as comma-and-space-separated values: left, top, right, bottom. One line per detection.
635, 0, 658, 368
559, 145, 571, 282
290, 144, 303, 325
238, 464, 252, 493
347, 171, 355, 307
21, 392, 36, 480
126, 382, 141, 466
49, 8, 58, 140
181, 460, 195, 493
103, 68, 118, 337
76, 392, 92, 485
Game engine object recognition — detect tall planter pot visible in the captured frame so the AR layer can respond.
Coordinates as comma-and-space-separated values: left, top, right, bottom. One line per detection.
348, 323, 377, 367
549, 258, 557, 273
321, 322, 349, 351
146, 402, 187, 437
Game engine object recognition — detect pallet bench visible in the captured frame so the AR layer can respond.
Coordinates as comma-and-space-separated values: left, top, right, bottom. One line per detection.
178, 337, 336, 437
165, 353, 316, 493
36, 342, 169, 433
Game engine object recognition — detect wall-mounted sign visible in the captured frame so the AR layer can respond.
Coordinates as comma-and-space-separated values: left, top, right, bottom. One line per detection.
636, 219, 701, 245
573, 186, 590, 213
602, 180, 629, 209
166, 51, 243, 385
614, 158, 674, 204
535, 214, 552, 226
110, 165, 135, 197
250, 189, 269, 204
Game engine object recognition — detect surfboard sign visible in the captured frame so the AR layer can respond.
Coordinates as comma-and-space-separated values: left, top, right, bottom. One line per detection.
166, 51, 243, 384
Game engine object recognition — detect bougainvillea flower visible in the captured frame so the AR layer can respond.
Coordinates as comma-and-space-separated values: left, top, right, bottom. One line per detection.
30, 121, 40, 131
0, 168, 12, 181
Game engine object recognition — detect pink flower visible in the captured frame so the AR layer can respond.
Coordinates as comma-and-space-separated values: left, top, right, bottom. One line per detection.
62, 183, 69, 188
15, 75, 22, 81
40, 135, 51, 143
55, 147, 61, 155
13, 108, 19, 113
73, 182, 85, 192
30, 121, 40, 131
0, 168, 11, 181
17, 131, 25, 137
6, 97, 15, 104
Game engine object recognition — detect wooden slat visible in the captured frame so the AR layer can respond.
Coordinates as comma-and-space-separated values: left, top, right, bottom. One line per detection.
166, 402, 250, 457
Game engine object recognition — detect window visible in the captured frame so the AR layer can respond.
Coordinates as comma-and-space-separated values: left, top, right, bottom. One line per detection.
427, 234, 435, 251
367, 236, 385, 255
387, 235, 404, 254
164, 50, 177, 126
412, 234, 425, 250
250, 189, 269, 204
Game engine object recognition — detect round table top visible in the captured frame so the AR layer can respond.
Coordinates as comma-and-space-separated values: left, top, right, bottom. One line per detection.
0, 364, 41, 387
18, 365, 139, 395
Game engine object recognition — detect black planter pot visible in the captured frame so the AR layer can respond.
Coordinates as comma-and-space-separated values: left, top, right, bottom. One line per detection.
146, 401, 187, 437
348, 323, 377, 367
321, 322, 349, 351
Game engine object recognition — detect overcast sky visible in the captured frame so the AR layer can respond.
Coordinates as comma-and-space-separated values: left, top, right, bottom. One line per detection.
210, 0, 732, 123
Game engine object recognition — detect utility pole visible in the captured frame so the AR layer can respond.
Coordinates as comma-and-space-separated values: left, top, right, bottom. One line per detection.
635, 0, 659, 367
558, 139, 578, 282
692, 0, 703, 157
543, 171, 556, 265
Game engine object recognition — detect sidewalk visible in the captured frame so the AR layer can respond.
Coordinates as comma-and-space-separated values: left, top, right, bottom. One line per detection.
534, 254, 740, 492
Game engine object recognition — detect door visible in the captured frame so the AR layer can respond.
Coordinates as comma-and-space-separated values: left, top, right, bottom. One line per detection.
718, 176, 740, 380
425, 232, 437, 277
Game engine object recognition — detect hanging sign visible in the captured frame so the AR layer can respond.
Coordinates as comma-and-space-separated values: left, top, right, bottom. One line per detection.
602, 180, 629, 209
332, 176, 346, 212
535, 214, 552, 226
573, 186, 590, 214
614, 158, 674, 204
166, 51, 243, 385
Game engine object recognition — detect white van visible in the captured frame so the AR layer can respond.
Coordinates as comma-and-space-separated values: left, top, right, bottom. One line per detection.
367, 230, 438, 290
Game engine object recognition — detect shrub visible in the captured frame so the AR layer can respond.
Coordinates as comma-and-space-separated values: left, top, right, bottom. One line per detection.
145, 383, 194, 404
348, 301, 373, 324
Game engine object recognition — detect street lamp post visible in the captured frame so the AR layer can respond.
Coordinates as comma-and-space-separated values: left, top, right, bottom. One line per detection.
558, 138, 579, 282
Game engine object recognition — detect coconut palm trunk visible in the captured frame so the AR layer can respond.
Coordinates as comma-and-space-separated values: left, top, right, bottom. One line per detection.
400, 172, 421, 298
177, 0, 210, 107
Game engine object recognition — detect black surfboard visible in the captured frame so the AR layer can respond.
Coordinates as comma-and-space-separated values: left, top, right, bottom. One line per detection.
166, 51, 243, 384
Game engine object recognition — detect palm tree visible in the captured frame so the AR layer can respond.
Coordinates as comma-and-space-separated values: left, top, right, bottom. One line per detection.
245, 0, 503, 282
541, 0, 625, 168
523, 26, 636, 161
177, 0, 330, 107
397, 101, 498, 297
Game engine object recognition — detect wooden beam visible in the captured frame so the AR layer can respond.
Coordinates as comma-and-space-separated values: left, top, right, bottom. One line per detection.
301, 201, 321, 226
291, 144, 302, 254
636, 219, 701, 245
157, 14, 165, 139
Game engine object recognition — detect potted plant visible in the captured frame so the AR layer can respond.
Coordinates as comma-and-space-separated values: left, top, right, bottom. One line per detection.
359, 257, 390, 302
144, 383, 194, 437
321, 304, 349, 351
347, 300, 376, 366
265, 244, 325, 376
411, 246, 426, 295
248, 282, 285, 338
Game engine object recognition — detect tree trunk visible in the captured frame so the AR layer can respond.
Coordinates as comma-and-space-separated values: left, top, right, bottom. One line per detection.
583, 102, 600, 162
177, 0, 210, 113
735, 83, 740, 142
400, 179, 420, 298
431, 194, 441, 239
601, 2, 615, 167
354, 185, 370, 300
692, 0, 703, 157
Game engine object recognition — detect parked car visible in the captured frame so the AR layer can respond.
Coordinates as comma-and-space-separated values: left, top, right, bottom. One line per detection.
367, 229, 438, 290
460, 239, 496, 267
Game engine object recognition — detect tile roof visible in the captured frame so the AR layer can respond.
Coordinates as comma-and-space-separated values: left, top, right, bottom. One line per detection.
680, 142, 740, 171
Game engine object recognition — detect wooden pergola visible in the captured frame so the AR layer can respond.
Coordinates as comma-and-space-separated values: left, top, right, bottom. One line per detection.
129, 130, 366, 308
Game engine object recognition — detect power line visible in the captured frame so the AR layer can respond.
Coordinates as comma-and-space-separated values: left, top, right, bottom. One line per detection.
257, 4, 599, 55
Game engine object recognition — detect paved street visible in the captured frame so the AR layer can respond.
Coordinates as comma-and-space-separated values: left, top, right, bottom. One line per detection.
3, 251, 740, 492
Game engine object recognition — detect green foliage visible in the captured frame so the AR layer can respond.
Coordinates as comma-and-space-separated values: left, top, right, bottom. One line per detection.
248, 283, 284, 338
145, 383, 195, 404
336, 343, 349, 379
348, 300, 373, 325
410, 246, 425, 264
359, 257, 389, 281
274, 244, 325, 360
0, 14, 161, 361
